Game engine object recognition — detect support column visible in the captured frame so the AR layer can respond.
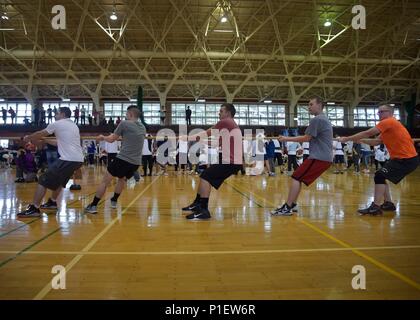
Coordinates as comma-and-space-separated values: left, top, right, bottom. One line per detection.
159, 93, 168, 125
287, 96, 298, 127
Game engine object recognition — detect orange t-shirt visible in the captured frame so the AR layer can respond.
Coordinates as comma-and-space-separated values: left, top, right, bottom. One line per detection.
376, 117, 417, 159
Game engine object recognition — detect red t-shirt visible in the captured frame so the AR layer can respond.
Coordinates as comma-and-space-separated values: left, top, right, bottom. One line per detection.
213, 118, 243, 164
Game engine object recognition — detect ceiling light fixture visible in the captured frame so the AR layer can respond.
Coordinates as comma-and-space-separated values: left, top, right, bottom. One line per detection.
221, 15, 227, 23
197, 99, 206, 103
324, 20, 331, 27
1, 12, 8, 20
264, 99, 272, 104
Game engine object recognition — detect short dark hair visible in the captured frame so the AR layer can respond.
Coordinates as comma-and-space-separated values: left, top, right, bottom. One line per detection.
127, 105, 140, 118
309, 96, 324, 108
221, 103, 236, 117
58, 107, 71, 118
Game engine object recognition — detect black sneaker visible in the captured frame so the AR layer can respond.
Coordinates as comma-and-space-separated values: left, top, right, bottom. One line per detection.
17, 204, 41, 218
70, 184, 81, 190
358, 202, 383, 215
40, 198, 57, 210
380, 201, 396, 211
271, 203, 293, 216
182, 202, 200, 211
291, 203, 298, 212
186, 208, 211, 220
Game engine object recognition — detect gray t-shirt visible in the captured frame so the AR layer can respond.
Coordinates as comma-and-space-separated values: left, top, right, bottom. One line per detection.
114, 120, 146, 165
305, 113, 333, 162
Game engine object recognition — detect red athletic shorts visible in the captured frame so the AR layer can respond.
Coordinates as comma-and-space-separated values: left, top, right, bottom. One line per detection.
292, 158, 332, 186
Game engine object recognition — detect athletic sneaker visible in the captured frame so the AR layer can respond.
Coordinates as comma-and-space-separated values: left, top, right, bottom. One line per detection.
291, 203, 298, 212
110, 200, 117, 209
17, 204, 41, 218
271, 203, 293, 216
84, 204, 98, 214
186, 208, 211, 220
358, 202, 383, 215
182, 202, 200, 211
380, 201, 396, 211
40, 198, 57, 210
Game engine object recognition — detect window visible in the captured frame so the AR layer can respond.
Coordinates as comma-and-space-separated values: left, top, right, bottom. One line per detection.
297, 105, 314, 126
42, 101, 93, 123
354, 106, 400, 127
326, 105, 344, 127
0, 102, 32, 124
104, 102, 160, 124
171, 103, 286, 126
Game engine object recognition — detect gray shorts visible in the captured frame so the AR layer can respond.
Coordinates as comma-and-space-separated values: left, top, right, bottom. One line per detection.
38, 159, 83, 190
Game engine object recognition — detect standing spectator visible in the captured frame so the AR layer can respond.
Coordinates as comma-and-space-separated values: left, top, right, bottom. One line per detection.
286, 140, 301, 174
74, 107, 80, 124
186, 106, 192, 125
47, 105, 53, 124
93, 109, 99, 126
265, 138, 276, 176
8, 107, 16, 124
53, 106, 58, 118
352, 142, 361, 173
116, 116, 121, 126
88, 114, 93, 125
80, 105, 86, 125
142, 134, 154, 176
33, 105, 40, 126
40, 106, 46, 125
87, 141, 96, 167
2, 107, 7, 124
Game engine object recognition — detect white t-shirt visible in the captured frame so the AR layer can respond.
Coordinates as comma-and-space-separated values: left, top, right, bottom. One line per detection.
178, 140, 188, 153
45, 118, 84, 162
375, 148, 386, 162
302, 142, 310, 155
273, 139, 283, 153
142, 137, 152, 156
105, 141, 119, 153
286, 142, 300, 155
333, 141, 344, 156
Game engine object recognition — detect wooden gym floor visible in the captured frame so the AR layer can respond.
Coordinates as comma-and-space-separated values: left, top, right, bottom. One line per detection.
0, 165, 419, 300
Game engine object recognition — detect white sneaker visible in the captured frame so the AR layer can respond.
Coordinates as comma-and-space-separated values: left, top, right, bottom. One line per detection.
111, 200, 117, 209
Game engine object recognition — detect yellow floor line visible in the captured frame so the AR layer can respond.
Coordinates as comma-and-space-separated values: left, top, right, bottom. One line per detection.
228, 181, 420, 291
1, 245, 420, 256
33, 176, 160, 300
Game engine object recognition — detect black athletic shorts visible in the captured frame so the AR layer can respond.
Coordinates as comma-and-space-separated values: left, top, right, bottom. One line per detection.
334, 154, 345, 164
107, 157, 139, 179
200, 164, 242, 189
378, 156, 419, 184
38, 159, 83, 190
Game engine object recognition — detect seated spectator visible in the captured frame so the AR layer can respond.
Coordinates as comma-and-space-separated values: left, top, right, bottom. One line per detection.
15, 148, 37, 183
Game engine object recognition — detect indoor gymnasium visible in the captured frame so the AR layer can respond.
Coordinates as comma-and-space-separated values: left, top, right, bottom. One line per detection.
0, 0, 419, 301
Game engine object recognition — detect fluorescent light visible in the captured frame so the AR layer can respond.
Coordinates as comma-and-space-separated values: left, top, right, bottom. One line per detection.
62, 98, 70, 102
324, 20, 332, 27
294, 117, 299, 121
0, 98, 5, 102
221, 16, 227, 23
327, 102, 335, 105
390, 103, 395, 106
0, 28, 14, 31
197, 99, 206, 103
130, 99, 137, 102
1, 13, 8, 20
264, 100, 272, 104
214, 29, 233, 33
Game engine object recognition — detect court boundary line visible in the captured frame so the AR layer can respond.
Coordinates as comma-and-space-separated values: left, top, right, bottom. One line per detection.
1, 244, 420, 256
227, 181, 420, 291
32, 176, 160, 300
